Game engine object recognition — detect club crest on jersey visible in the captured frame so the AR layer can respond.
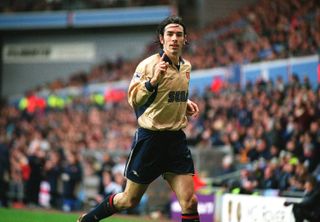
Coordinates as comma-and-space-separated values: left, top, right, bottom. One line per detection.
186, 71, 190, 80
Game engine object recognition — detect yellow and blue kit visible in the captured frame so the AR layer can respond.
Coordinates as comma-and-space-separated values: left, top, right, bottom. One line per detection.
128, 51, 191, 131
125, 51, 195, 184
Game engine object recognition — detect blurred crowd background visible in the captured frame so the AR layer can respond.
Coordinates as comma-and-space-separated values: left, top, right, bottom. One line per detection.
0, 0, 320, 219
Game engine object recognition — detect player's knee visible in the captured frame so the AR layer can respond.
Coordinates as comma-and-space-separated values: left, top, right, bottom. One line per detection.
180, 194, 198, 212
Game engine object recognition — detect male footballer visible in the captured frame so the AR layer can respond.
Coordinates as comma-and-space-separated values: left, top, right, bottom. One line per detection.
78, 15, 200, 222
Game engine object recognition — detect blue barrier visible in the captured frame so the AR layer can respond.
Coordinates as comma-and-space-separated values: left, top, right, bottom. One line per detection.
0, 11, 68, 29
7, 54, 319, 103
241, 55, 319, 88
73, 6, 172, 27
0, 6, 172, 30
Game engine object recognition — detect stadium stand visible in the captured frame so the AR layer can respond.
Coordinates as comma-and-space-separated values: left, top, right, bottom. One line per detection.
5, 0, 317, 92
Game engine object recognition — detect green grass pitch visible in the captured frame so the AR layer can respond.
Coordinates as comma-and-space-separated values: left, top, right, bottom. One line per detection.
0, 208, 153, 222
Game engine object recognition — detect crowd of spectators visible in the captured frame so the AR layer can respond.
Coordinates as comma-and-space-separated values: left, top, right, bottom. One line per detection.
0, 0, 320, 217
0, 95, 136, 211
184, 0, 319, 69
1, 74, 320, 212
23, 0, 319, 93
186, 75, 320, 195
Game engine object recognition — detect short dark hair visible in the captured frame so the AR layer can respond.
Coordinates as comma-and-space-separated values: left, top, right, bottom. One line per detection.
156, 16, 187, 49
305, 175, 318, 187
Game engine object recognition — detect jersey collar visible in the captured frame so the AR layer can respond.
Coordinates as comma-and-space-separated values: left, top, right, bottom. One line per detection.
159, 50, 185, 66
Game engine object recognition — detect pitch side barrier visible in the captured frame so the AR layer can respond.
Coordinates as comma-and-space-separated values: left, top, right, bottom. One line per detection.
239, 54, 319, 89
189, 54, 319, 95
170, 190, 302, 222
8, 54, 318, 104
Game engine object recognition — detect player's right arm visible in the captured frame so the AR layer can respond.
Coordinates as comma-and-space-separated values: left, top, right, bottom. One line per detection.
128, 62, 155, 108
150, 53, 168, 86
128, 54, 167, 108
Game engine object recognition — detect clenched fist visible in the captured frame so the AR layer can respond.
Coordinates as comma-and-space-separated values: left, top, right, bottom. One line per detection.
186, 99, 199, 118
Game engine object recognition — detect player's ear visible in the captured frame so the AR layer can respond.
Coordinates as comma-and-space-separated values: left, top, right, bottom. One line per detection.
159, 35, 164, 44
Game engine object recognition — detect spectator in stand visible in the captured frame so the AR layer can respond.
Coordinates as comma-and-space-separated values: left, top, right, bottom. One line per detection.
284, 138, 302, 159
95, 170, 123, 206
278, 161, 295, 191
236, 168, 258, 194
0, 130, 10, 207
81, 157, 100, 208
294, 163, 309, 184
102, 170, 122, 197
247, 138, 272, 162
287, 175, 304, 192
44, 149, 62, 208
299, 131, 320, 172
9, 148, 29, 207
25, 147, 46, 206
284, 176, 320, 222
259, 165, 278, 190
220, 155, 236, 176
61, 151, 82, 212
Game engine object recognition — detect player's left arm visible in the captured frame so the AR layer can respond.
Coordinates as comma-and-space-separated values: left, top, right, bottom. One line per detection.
186, 99, 199, 118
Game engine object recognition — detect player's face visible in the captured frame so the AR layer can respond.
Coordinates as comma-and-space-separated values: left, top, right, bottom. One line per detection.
160, 24, 185, 57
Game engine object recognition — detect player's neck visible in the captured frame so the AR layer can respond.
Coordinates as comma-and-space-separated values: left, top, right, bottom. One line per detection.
166, 52, 180, 65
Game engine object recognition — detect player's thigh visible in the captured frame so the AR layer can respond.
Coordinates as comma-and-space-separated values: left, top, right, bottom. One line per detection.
165, 173, 195, 201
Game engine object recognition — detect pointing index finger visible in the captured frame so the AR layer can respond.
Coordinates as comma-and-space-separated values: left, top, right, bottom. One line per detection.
160, 53, 166, 61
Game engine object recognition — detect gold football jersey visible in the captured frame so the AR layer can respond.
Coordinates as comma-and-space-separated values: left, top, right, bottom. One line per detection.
128, 52, 191, 131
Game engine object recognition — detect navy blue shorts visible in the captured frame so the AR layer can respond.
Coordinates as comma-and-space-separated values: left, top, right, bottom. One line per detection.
124, 128, 195, 184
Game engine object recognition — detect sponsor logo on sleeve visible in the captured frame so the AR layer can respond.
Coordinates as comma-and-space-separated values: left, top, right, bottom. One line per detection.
132, 72, 142, 82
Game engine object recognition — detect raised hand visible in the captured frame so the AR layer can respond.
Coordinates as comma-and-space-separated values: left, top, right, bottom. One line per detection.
150, 53, 169, 86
